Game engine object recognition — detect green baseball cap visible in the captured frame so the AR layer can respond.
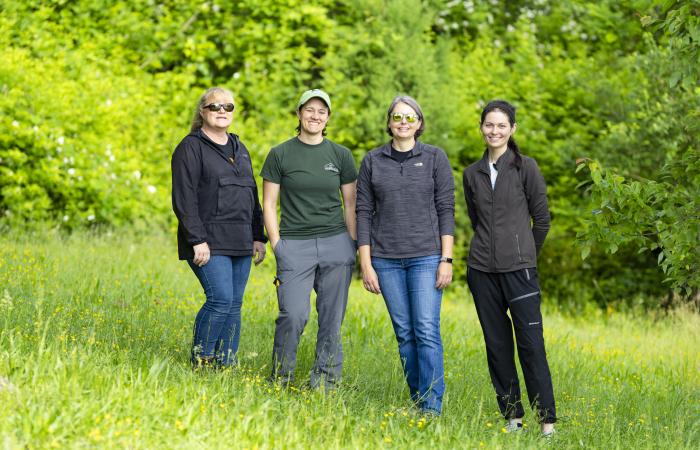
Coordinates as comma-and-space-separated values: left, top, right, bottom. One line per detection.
297, 89, 331, 112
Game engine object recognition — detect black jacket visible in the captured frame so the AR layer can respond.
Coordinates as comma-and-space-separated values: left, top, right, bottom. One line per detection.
356, 141, 455, 258
462, 149, 550, 272
171, 129, 266, 260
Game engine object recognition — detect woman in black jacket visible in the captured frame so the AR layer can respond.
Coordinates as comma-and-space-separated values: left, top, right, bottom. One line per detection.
463, 100, 556, 436
172, 87, 266, 368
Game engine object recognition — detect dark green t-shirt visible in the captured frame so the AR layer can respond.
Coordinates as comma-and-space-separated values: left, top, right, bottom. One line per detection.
260, 137, 357, 239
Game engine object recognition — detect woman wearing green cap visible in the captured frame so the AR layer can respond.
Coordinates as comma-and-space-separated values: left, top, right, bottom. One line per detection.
260, 89, 358, 389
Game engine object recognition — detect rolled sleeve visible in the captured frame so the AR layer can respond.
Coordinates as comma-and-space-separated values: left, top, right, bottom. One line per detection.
260, 148, 282, 183
340, 147, 358, 184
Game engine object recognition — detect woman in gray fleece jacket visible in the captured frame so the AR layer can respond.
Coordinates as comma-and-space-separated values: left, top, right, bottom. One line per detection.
356, 95, 455, 416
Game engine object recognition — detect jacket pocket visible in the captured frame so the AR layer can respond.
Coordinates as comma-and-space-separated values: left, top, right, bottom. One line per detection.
216, 176, 255, 222
204, 222, 253, 251
515, 230, 537, 265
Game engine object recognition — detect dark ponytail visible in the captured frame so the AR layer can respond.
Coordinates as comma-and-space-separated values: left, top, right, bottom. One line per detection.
480, 100, 522, 170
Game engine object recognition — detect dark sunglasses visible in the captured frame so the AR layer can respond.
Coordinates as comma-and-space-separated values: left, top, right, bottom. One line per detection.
203, 103, 235, 112
391, 113, 419, 123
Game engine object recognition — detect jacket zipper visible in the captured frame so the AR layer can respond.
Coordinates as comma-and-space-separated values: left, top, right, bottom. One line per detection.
516, 233, 522, 262
489, 178, 495, 270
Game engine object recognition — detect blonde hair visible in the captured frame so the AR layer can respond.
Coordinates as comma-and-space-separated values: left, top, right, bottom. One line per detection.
190, 87, 234, 132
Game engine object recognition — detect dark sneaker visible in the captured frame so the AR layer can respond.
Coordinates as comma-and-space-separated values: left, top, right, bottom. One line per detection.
268, 374, 293, 387
192, 355, 217, 371
309, 372, 339, 392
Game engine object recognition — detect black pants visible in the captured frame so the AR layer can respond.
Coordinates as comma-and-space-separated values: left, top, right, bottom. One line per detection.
467, 267, 557, 423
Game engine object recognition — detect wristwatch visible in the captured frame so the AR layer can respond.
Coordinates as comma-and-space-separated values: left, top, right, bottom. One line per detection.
439, 257, 453, 264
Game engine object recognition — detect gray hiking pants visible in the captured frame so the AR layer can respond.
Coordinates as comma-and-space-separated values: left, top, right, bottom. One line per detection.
271, 231, 356, 386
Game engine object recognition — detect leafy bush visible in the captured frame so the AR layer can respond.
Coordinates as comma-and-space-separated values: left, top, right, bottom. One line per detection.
577, 0, 700, 305
0, 44, 192, 228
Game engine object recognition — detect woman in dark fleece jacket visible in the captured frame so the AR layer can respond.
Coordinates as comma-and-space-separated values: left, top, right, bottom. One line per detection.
463, 100, 556, 437
172, 87, 266, 369
356, 95, 455, 416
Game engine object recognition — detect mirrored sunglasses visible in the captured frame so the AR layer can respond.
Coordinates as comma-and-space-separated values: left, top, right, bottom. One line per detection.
204, 103, 235, 112
391, 113, 419, 123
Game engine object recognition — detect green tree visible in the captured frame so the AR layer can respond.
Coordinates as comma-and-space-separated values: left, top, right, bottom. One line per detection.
578, 0, 700, 305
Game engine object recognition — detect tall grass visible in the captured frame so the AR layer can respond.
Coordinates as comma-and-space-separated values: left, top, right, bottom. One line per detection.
0, 230, 698, 449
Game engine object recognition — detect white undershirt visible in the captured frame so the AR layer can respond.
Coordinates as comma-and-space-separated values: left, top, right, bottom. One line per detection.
489, 162, 498, 189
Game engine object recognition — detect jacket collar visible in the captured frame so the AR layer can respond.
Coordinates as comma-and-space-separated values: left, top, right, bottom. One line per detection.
380, 140, 424, 158
477, 147, 514, 174
192, 129, 240, 161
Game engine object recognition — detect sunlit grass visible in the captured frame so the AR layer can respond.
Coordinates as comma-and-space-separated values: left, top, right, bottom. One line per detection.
0, 230, 698, 448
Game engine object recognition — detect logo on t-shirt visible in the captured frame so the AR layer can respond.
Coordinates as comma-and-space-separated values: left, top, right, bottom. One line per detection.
323, 163, 340, 173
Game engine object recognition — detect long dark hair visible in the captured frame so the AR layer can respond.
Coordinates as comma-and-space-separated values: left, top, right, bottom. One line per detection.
480, 100, 522, 169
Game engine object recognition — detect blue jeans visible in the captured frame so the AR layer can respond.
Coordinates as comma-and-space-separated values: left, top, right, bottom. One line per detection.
188, 255, 252, 366
372, 254, 445, 414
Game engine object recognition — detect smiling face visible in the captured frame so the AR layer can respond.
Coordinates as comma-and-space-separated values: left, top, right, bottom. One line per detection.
388, 102, 422, 141
297, 98, 329, 137
200, 92, 234, 132
480, 110, 516, 151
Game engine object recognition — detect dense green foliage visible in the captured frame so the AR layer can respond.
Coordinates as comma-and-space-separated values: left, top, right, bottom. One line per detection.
578, 0, 700, 303
1, 232, 698, 448
1, 0, 697, 308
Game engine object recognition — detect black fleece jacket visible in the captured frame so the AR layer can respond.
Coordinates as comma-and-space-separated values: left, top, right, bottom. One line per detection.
171, 129, 266, 260
462, 148, 550, 272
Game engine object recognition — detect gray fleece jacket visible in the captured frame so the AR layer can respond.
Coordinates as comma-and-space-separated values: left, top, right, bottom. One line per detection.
356, 141, 455, 258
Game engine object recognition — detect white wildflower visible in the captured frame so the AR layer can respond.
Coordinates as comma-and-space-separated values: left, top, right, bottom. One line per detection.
0, 290, 13, 311
0, 376, 16, 393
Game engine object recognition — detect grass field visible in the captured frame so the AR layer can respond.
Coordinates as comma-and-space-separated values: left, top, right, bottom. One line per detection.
0, 231, 698, 449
